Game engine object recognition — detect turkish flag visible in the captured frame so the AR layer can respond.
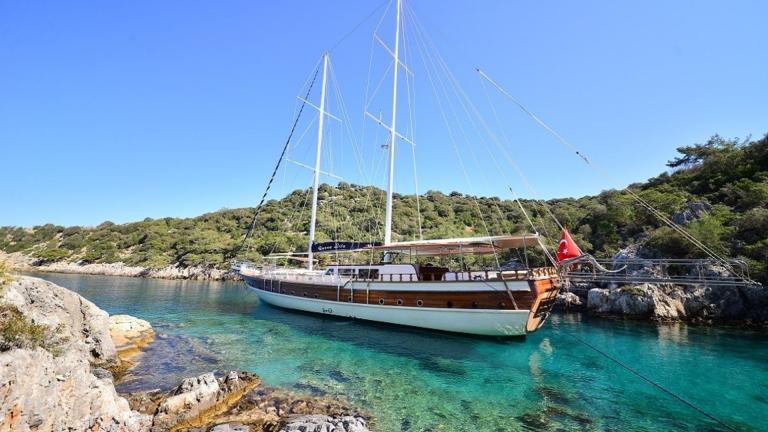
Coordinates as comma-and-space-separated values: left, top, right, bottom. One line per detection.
556, 227, 582, 263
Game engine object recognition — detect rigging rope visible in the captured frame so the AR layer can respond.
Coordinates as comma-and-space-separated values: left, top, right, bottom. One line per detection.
328, 57, 387, 254
406, 6, 562, 261
235, 62, 322, 259
509, 187, 557, 266
476, 74, 566, 239
401, 23, 424, 240
565, 331, 737, 432
405, 3, 501, 269
476, 69, 742, 276
329, 0, 389, 52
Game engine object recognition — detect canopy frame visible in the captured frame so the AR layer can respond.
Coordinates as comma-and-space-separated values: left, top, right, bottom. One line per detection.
370, 234, 541, 256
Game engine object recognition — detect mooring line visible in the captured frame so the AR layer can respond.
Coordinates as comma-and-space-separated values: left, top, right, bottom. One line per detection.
565, 332, 737, 432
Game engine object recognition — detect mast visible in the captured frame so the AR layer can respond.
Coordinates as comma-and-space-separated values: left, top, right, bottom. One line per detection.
308, 52, 329, 270
383, 0, 402, 246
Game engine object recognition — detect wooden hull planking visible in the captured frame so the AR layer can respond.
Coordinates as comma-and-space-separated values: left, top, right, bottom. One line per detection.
242, 272, 560, 337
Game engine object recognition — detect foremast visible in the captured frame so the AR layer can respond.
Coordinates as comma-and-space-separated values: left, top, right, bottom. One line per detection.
308, 53, 330, 270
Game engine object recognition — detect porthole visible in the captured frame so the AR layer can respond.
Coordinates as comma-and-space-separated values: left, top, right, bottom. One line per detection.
416, 299, 424, 307
313, 293, 319, 298
471, 301, 479, 309
498, 302, 506, 309
396, 298, 404, 306
303, 292, 308, 297
347, 296, 353, 302
446, 301, 453, 308
378, 298, 385, 305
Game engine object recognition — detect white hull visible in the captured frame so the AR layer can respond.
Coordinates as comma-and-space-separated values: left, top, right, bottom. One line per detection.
249, 286, 530, 336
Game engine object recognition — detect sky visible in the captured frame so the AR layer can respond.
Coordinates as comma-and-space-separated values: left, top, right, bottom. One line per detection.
1, 0, 766, 227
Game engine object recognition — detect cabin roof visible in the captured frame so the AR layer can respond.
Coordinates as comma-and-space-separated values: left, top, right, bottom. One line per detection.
371, 234, 540, 256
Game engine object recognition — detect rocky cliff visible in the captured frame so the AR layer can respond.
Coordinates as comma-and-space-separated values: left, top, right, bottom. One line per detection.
0, 276, 371, 431
0, 276, 151, 430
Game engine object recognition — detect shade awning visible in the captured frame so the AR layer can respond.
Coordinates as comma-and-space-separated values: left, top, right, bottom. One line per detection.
370, 234, 540, 256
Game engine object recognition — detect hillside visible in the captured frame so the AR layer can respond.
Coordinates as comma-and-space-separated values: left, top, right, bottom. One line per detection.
2, 133, 767, 283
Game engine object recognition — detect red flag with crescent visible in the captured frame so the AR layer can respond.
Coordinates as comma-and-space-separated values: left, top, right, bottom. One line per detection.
556, 227, 582, 263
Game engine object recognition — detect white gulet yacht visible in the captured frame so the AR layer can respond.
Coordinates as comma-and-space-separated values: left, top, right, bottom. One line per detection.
240, 0, 561, 337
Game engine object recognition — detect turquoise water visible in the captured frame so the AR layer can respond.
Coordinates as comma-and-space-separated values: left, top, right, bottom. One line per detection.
30, 272, 768, 431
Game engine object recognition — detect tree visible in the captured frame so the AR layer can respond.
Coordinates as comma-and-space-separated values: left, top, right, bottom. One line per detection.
666, 135, 739, 168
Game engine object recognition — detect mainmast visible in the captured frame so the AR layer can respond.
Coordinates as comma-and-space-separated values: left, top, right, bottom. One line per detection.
383, 0, 402, 246
308, 52, 330, 270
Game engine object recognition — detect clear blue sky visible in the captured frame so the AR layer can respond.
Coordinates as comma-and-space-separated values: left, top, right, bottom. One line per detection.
1, 0, 766, 227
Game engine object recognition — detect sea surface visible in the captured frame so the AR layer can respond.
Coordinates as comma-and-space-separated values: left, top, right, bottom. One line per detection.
29, 272, 768, 432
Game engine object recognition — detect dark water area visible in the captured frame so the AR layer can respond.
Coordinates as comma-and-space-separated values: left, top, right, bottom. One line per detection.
28, 272, 768, 431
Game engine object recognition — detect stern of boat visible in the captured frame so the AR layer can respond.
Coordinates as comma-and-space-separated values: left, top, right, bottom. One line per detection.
525, 268, 561, 332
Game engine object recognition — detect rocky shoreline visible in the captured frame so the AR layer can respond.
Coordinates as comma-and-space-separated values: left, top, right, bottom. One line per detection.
554, 282, 768, 324
0, 275, 371, 431
1, 251, 240, 281
3, 250, 766, 325
551, 243, 768, 324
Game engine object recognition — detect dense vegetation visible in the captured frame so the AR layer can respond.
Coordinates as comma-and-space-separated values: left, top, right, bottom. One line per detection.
1, 134, 766, 282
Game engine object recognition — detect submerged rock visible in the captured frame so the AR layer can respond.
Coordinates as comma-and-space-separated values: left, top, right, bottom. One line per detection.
124, 372, 371, 432
210, 423, 251, 432
151, 371, 261, 430
110, 314, 156, 366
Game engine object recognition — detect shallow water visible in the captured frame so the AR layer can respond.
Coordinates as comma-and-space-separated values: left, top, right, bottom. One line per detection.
30, 272, 768, 431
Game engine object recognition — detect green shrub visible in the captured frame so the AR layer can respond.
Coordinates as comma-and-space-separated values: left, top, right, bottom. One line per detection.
0, 261, 11, 287
34, 247, 71, 263
619, 286, 646, 296
0, 304, 68, 355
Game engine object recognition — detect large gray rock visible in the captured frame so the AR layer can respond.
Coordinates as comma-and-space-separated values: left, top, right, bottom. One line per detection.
671, 201, 712, 225
2, 276, 118, 366
587, 285, 686, 319
587, 282, 768, 321
0, 276, 151, 431
281, 414, 370, 432
0, 348, 151, 431
555, 292, 582, 310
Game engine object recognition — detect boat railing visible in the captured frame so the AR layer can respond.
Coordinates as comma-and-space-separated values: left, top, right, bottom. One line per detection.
259, 267, 559, 283
442, 267, 557, 281
343, 267, 557, 283
561, 257, 761, 288
262, 270, 347, 284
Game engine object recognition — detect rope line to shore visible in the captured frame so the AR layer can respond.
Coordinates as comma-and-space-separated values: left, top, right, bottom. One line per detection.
236, 62, 322, 258
565, 332, 737, 432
